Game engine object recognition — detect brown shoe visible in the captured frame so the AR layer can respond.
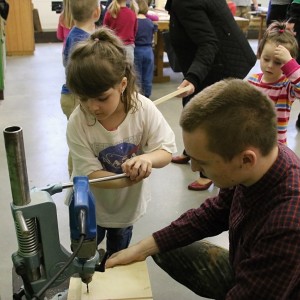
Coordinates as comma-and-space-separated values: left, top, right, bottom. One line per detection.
171, 155, 190, 164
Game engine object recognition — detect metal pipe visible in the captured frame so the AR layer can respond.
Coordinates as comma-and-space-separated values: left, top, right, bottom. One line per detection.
61, 173, 128, 189
3, 126, 30, 206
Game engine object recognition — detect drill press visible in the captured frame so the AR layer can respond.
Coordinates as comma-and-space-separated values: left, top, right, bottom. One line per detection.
3, 126, 125, 299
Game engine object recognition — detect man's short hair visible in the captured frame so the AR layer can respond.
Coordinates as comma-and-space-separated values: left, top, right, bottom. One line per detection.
180, 79, 277, 161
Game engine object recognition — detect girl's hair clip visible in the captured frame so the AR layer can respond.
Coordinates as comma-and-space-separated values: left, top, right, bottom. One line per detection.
279, 29, 285, 33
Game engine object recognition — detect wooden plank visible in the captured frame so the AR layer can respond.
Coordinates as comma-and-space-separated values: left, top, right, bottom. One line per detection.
153, 86, 191, 106
68, 261, 153, 300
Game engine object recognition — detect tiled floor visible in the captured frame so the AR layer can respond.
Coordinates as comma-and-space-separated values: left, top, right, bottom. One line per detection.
0, 40, 300, 300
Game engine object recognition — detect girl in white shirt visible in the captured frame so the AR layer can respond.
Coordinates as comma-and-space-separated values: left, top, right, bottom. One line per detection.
66, 27, 176, 256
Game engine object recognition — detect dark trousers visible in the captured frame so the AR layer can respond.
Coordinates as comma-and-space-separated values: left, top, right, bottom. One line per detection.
134, 46, 154, 98
97, 225, 133, 256
152, 240, 234, 300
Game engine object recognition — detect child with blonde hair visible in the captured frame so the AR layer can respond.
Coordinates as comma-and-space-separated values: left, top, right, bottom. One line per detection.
66, 27, 176, 255
103, 0, 138, 63
56, 0, 74, 49
60, 0, 100, 175
248, 21, 300, 144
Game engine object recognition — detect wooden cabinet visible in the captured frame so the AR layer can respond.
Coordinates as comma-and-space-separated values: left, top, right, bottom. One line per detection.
6, 0, 35, 56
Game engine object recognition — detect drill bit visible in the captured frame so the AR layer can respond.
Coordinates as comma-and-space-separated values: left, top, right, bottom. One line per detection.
86, 283, 89, 293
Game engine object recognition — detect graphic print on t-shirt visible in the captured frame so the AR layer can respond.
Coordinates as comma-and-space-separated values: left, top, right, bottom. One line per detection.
98, 142, 141, 173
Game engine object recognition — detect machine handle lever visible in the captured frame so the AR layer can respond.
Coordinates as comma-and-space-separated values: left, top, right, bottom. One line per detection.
62, 173, 128, 189
15, 210, 30, 236
40, 173, 128, 196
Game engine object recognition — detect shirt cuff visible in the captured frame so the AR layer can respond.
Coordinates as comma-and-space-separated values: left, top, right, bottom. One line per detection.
281, 58, 300, 77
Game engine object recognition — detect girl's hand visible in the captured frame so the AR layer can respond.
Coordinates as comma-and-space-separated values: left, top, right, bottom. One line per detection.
274, 45, 293, 64
121, 155, 152, 181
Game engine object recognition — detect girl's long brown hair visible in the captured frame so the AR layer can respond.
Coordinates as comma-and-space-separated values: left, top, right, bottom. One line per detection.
66, 27, 139, 114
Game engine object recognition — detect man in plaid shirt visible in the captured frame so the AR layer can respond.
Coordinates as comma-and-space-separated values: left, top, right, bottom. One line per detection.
106, 79, 300, 299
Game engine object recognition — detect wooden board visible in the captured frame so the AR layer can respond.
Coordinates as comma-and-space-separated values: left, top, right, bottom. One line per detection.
67, 261, 153, 300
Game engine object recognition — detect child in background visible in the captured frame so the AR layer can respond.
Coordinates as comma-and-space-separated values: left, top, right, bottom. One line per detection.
247, 21, 300, 144
226, 0, 236, 16
134, 0, 157, 98
103, 0, 138, 63
66, 27, 176, 256
60, 0, 100, 175
103, 0, 158, 21
56, 0, 74, 50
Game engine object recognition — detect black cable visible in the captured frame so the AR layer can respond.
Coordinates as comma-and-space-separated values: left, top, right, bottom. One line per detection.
31, 234, 85, 300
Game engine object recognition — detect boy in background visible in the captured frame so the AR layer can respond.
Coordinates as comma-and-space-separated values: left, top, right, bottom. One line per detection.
134, 0, 157, 98
60, 0, 100, 175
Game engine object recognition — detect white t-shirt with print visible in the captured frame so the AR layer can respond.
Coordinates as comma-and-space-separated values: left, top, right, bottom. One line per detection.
67, 94, 177, 228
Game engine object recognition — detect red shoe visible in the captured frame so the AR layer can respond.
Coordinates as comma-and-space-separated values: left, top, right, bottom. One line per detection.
171, 155, 190, 164
188, 180, 213, 191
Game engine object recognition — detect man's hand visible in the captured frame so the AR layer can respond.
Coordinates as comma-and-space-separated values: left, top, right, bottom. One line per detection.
106, 236, 160, 268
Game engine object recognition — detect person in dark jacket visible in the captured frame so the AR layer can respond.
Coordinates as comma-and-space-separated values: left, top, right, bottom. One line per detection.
168, 0, 257, 190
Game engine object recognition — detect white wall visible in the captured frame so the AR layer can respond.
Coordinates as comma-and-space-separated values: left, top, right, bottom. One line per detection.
32, 0, 269, 31
33, 0, 60, 31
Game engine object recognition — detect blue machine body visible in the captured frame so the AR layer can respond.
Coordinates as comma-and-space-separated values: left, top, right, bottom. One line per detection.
69, 176, 97, 240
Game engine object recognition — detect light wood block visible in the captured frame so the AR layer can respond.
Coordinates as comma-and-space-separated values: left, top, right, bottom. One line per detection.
67, 261, 153, 300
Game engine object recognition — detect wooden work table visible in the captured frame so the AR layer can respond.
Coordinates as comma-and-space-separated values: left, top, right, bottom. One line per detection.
152, 9, 250, 83
153, 20, 170, 83
152, 9, 170, 83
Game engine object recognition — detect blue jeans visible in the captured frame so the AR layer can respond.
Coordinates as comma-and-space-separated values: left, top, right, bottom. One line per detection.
97, 225, 133, 256
134, 46, 154, 98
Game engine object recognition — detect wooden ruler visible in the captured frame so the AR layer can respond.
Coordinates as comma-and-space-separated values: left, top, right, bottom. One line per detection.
153, 86, 191, 106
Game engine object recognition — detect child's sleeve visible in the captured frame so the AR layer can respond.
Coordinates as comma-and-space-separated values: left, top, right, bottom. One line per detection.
282, 59, 300, 99
146, 12, 159, 22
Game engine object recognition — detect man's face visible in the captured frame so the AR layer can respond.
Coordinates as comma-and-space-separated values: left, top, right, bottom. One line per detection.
183, 128, 244, 188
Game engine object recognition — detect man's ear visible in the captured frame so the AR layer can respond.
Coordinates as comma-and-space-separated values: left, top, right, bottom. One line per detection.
240, 150, 257, 169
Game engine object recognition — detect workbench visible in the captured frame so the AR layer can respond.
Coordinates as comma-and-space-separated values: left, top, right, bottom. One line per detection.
153, 20, 170, 83
152, 9, 170, 83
